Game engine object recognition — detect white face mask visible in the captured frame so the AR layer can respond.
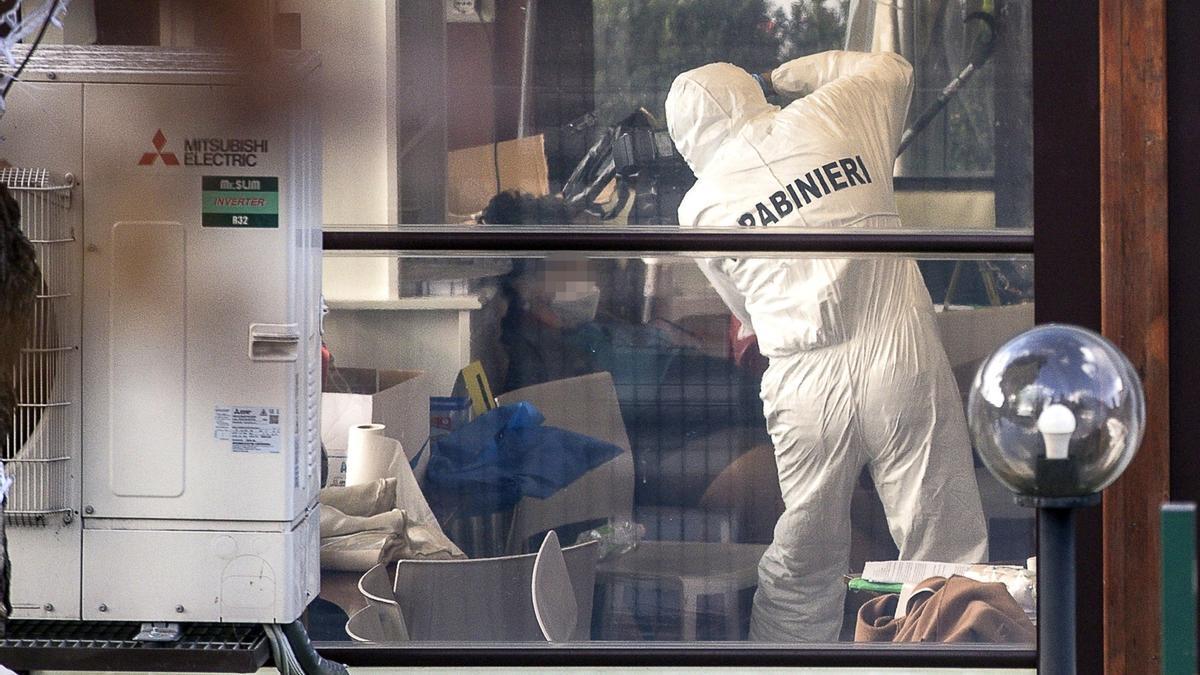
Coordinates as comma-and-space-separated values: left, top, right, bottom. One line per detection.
550, 281, 600, 327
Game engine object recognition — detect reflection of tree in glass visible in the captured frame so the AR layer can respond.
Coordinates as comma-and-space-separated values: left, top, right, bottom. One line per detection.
997, 354, 1044, 403
776, 1, 849, 60
905, 0, 998, 175
592, 0, 1007, 176
592, 0, 848, 126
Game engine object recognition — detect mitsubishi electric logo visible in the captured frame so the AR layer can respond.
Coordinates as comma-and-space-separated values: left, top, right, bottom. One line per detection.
137, 129, 269, 167
138, 129, 180, 166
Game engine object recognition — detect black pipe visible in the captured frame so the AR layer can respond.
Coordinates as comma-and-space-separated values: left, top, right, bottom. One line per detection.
897, 12, 998, 157
1038, 507, 1077, 675
281, 621, 349, 675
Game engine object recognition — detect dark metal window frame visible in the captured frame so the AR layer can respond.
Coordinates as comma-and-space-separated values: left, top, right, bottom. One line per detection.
316, 643, 1036, 669
314, 229, 1034, 668
313, 1, 1099, 668
323, 229, 1031, 255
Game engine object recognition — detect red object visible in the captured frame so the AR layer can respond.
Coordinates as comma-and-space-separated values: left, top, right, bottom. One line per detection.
730, 316, 768, 376
320, 342, 331, 391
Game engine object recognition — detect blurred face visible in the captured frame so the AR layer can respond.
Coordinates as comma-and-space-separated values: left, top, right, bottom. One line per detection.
515, 258, 602, 328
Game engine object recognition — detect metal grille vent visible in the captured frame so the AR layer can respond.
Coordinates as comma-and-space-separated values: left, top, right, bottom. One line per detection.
1, 169, 76, 527
0, 620, 266, 650
0, 621, 270, 672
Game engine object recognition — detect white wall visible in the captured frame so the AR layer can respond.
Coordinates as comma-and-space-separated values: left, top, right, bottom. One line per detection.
279, 0, 395, 225
41, 0, 98, 45
277, 0, 399, 301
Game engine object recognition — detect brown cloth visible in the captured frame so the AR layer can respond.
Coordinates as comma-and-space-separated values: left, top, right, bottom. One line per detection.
855, 575, 1035, 644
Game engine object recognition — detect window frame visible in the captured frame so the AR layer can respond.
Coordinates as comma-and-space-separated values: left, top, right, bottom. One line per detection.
315, 230, 1034, 669
311, 1, 1102, 669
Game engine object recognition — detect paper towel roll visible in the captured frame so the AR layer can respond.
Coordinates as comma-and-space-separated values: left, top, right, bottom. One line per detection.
346, 424, 397, 487
349, 423, 385, 440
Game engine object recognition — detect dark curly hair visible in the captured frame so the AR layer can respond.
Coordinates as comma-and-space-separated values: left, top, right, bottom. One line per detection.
479, 189, 573, 225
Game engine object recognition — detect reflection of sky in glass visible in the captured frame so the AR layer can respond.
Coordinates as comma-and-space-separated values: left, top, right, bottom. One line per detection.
1081, 345, 1098, 377
982, 369, 1004, 407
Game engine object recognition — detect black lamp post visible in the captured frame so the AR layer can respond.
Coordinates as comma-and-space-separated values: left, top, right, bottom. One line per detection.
966, 324, 1145, 675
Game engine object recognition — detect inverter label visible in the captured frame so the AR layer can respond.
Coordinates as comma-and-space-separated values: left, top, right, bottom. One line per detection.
202, 175, 279, 228
215, 405, 282, 454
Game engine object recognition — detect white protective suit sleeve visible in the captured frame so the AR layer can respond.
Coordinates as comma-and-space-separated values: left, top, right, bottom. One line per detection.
696, 257, 755, 337
771, 50, 909, 99
772, 51, 914, 174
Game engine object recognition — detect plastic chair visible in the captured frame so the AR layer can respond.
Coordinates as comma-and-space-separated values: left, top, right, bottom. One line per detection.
496, 372, 635, 554
500, 371, 764, 640
595, 540, 767, 641
532, 530, 578, 642
392, 539, 599, 641
345, 606, 385, 643
345, 563, 409, 642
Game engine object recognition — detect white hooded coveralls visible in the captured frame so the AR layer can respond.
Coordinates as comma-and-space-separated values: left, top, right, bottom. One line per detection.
665, 51, 989, 642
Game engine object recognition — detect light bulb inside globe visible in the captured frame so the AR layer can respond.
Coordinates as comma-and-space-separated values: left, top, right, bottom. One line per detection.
1037, 403, 1076, 461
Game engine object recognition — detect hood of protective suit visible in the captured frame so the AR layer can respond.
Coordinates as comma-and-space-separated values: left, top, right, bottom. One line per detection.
666, 63, 777, 177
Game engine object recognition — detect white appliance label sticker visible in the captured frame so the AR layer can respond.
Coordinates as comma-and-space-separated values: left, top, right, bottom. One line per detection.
214, 407, 233, 440
215, 406, 281, 453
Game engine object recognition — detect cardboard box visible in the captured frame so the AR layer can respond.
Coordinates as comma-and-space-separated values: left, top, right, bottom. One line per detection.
446, 134, 550, 219
321, 368, 435, 478
326, 448, 349, 487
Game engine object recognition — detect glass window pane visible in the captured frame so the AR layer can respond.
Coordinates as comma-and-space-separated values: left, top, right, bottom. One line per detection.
395, 0, 1031, 229
315, 250, 1035, 647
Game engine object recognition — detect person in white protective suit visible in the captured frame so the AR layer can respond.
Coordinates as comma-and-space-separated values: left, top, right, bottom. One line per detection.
665, 51, 989, 642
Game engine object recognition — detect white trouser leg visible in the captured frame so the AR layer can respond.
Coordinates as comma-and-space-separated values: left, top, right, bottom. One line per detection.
749, 349, 862, 642
860, 313, 989, 565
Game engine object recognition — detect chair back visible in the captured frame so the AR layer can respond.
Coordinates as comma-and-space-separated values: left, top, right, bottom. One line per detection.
346, 563, 409, 642
532, 531, 577, 642
393, 539, 599, 641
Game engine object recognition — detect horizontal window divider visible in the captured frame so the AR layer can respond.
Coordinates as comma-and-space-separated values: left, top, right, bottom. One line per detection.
314, 643, 1036, 669
322, 230, 1033, 254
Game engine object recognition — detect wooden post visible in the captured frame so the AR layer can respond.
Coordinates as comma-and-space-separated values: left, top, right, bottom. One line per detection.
1099, 0, 1170, 672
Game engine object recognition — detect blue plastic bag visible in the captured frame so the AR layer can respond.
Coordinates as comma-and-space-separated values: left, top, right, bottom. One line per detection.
425, 401, 623, 515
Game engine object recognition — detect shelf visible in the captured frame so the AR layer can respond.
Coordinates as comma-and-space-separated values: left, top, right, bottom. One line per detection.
326, 295, 485, 311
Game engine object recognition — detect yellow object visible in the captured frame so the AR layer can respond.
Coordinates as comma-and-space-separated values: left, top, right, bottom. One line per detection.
459, 361, 496, 416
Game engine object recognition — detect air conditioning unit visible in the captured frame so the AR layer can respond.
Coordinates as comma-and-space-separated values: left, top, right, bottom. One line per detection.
0, 46, 322, 624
